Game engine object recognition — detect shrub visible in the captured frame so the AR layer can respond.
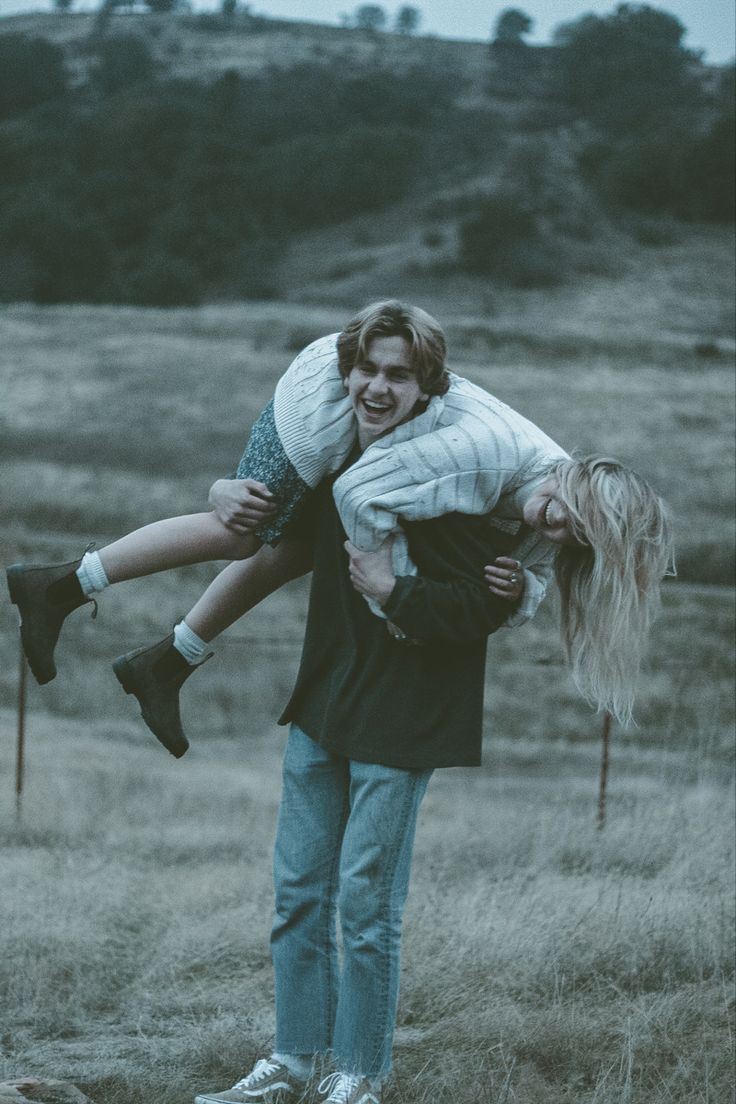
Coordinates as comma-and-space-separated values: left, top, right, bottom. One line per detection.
91, 34, 155, 97
0, 196, 112, 302
0, 33, 67, 120
123, 254, 201, 306
423, 229, 444, 248
457, 193, 537, 274
580, 109, 736, 224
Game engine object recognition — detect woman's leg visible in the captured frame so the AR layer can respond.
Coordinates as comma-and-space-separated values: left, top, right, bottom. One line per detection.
111, 539, 313, 758
97, 512, 257, 583
6, 511, 258, 687
184, 539, 311, 641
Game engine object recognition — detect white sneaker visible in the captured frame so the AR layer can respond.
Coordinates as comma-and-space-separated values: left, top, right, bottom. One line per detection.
317, 1072, 381, 1104
195, 1056, 305, 1103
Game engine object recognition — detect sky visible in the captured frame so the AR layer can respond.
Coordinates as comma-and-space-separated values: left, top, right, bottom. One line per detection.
0, 0, 734, 63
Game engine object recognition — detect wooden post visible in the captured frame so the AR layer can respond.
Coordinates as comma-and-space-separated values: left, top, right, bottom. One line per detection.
16, 643, 27, 820
597, 710, 612, 830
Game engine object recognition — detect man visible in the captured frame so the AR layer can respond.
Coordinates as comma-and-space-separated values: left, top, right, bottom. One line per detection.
195, 305, 529, 1104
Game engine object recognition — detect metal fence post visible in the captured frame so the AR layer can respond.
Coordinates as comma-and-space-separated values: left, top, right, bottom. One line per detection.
16, 643, 27, 820
597, 711, 612, 830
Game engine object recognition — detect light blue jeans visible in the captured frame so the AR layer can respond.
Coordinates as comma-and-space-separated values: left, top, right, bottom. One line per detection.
271, 724, 432, 1079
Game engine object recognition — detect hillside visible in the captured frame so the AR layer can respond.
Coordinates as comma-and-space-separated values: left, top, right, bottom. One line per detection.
0, 11, 490, 87
0, 7, 732, 305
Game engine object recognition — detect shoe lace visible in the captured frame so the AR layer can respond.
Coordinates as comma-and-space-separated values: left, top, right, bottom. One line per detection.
234, 1057, 281, 1090
318, 1072, 361, 1103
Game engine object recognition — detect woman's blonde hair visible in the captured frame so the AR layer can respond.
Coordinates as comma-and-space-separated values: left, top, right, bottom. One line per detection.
551, 456, 675, 726
336, 299, 450, 397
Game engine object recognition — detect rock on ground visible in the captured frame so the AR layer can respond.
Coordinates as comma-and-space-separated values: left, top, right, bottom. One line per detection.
0, 1080, 95, 1104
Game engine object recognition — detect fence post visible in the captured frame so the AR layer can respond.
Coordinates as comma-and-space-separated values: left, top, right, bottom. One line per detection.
597, 711, 612, 830
16, 643, 27, 820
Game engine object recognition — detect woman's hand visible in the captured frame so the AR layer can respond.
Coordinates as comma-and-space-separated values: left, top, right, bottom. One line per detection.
208, 478, 277, 535
344, 539, 396, 607
484, 556, 525, 602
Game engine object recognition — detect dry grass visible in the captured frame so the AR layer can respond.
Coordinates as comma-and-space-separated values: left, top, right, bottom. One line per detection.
0, 716, 732, 1104
1, 272, 734, 1102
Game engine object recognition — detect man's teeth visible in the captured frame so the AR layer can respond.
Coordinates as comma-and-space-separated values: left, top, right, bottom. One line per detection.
544, 500, 552, 526
364, 400, 389, 411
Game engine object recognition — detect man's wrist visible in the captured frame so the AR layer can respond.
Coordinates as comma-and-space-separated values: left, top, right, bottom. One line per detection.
374, 580, 396, 607
381, 576, 413, 617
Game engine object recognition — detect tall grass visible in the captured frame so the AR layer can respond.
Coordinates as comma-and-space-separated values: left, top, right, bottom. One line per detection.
1, 282, 734, 1102
0, 718, 732, 1103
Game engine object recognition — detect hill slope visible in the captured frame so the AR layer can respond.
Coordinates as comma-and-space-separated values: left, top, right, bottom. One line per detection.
0, 9, 732, 304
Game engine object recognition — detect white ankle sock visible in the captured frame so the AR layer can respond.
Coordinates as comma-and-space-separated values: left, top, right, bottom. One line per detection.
173, 620, 210, 665
271, 1052, 312, 1081
75, 550, 110, 596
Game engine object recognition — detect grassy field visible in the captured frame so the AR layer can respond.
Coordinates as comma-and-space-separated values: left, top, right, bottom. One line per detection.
0, 246, 734, 1103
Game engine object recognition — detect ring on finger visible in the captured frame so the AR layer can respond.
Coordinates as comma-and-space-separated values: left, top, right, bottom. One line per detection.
509, 573, 519, 584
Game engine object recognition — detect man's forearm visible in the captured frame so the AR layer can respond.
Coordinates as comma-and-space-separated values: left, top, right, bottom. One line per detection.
382, 573, 510, 644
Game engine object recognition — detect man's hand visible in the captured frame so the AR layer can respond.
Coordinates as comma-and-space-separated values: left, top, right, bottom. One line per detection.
484, 556, 525, 602
208, 478, 277, 535
344, 539, 396, 607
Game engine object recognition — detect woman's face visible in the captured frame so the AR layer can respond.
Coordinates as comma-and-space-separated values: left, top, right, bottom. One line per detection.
523, 476, 581, 546
348, 335, 428, 448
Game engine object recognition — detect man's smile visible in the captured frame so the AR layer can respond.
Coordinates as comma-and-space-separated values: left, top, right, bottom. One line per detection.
361, 398, 392, 416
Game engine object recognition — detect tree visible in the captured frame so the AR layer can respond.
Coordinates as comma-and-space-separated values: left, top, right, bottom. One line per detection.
54, 0, 74, 10
221, 0, 237, 16
354, 5, 387, 32
92, 33, 154, 96
458, 193, 537, 274
488, 7, 537, 94
0, 34, 67, 120
550, 3, 701, 134
395, 6, 420, 35
144, 0, 178, 11
493, 8, 532, 45
91, 0, 124, 41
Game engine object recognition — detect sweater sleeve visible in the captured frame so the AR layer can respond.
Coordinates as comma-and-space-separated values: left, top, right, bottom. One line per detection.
503, 562, 551, 628
332, 376, 568, 553
272, 333, 355, 488
333, 423, 514, 552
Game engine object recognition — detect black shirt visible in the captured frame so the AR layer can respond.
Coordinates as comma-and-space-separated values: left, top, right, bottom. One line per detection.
279, 467, 525, 770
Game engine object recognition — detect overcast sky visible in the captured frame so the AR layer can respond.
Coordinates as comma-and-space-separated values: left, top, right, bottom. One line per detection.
1, 0, 734, 63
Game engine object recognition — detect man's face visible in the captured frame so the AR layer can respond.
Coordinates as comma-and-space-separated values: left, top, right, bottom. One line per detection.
522, 476, 582, 547
348, 335, 428, 448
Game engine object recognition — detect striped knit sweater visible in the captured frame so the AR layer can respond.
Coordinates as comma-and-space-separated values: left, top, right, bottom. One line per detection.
273, 333, 569, 627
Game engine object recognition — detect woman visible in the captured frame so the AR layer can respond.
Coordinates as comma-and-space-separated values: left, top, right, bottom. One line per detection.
7, 300, 673, 757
